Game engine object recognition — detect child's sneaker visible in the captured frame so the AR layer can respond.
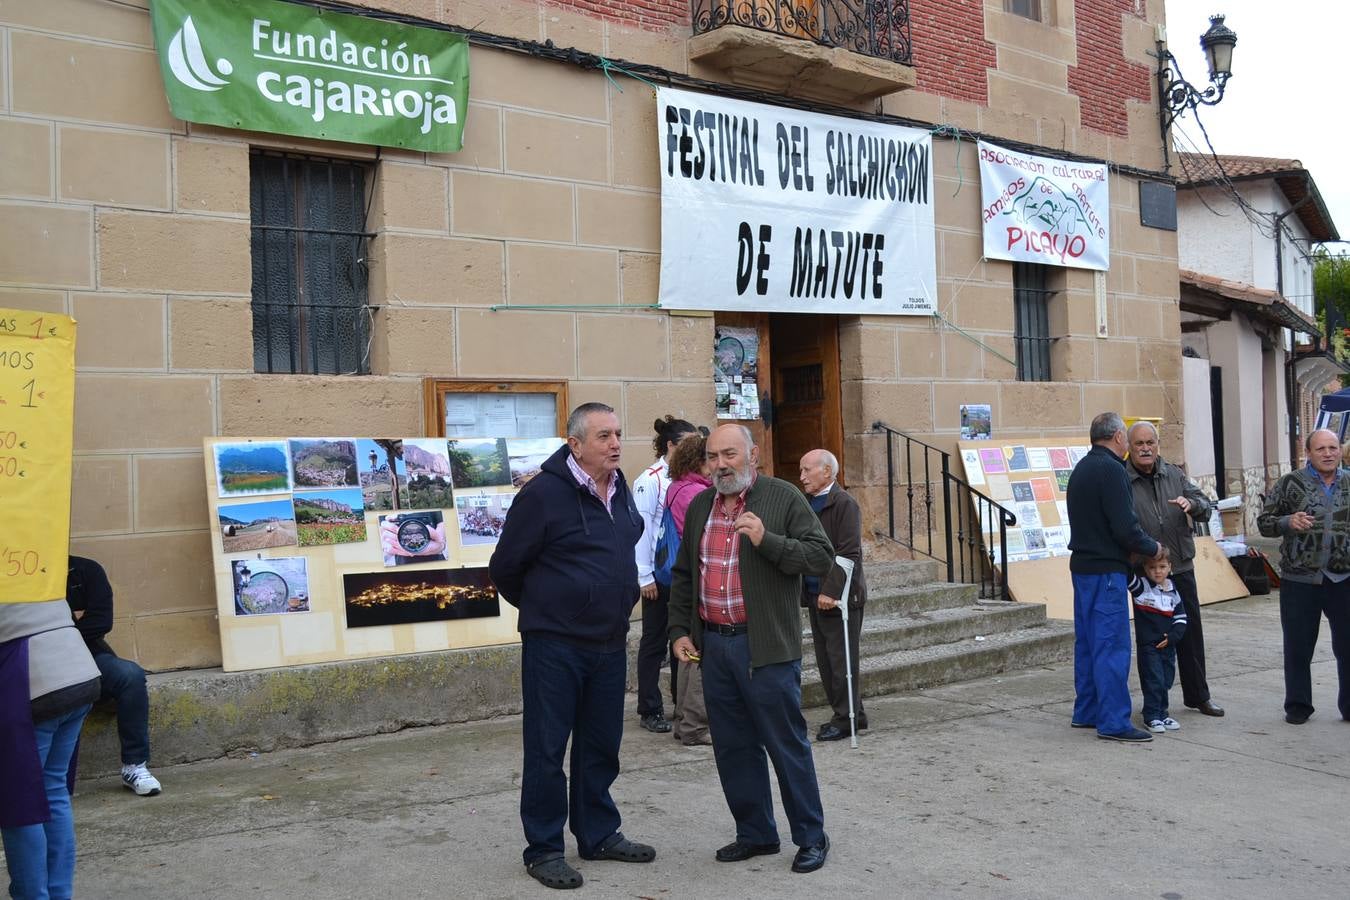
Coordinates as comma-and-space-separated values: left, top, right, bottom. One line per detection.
1161, 717, 1181, 731
121, 763, 162, 796
1146, 719, 1167, 733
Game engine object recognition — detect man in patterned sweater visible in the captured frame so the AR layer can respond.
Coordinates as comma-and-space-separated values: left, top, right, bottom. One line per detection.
668, 424, 835, 875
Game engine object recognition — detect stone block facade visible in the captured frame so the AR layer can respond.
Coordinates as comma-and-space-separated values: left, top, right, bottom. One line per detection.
2, 0, 1182, 670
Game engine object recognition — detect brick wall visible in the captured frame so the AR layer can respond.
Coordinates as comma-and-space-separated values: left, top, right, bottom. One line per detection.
910, 0, 996, 104
550, 0, 687, 30
1067, 0, 1153, 136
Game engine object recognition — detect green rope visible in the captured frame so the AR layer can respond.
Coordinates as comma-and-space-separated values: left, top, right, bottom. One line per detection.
931, 311, 1017, 367
930, 124, 964, 197
598, 57, 663, 94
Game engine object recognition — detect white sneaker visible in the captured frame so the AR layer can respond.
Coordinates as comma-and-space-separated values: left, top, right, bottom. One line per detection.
1161, 717, 1181, 731
122, 763, 162, 797
1146, 719, 1167, 734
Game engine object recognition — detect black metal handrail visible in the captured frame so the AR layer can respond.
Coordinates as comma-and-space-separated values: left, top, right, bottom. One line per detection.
871, 421, 1017, 601
691, 0, 913, 66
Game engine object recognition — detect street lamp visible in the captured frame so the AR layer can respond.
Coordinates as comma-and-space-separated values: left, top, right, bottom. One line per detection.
1156, 14, 1238, 167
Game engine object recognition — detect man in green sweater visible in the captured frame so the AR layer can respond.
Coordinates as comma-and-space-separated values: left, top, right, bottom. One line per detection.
668, 424, 836, 874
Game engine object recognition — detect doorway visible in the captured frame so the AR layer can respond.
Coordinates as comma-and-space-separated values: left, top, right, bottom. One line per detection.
711, 312, 845, 484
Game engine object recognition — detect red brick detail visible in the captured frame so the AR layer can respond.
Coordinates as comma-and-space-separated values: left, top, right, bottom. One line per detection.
910, 0, 995, 104
1067, 1, 1152, 135
550, 0, 689, 31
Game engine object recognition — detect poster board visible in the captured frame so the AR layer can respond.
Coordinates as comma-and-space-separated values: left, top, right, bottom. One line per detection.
0, 308, 77, 604
956, 439, 1248, 618
205, 434, 564, 672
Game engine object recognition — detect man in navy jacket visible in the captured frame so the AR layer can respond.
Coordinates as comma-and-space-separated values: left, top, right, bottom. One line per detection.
1066, 412, 1165, 743
489, 402, 656, 890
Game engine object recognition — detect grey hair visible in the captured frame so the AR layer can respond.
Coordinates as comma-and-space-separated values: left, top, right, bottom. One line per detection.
1128, 421, 1159, 442
566, 402, 615, 440
714, 423, 754, 450
815, 449, 839, 477
1089, 412, 1125, 443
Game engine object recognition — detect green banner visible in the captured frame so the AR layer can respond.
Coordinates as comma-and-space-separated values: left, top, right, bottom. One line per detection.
149, 0, 469, 152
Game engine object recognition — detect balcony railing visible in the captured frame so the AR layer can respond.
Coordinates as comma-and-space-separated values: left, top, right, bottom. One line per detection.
691, 0, 913, 66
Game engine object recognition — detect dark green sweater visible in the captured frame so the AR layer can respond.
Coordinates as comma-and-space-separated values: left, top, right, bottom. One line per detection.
668, 475, 835, 667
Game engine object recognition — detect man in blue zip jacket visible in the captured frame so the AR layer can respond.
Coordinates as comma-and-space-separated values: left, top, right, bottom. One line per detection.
1066, 412, 1166, 743
489, 402, 656, 890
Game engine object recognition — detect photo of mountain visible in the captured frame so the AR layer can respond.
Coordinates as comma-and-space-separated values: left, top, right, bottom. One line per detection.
289, 438, 359, 488
293, 487, 367, 546
507, 437, 565, 487
403, 438, 454, 508
447, 438, 511, 489
214, 441, 292, 497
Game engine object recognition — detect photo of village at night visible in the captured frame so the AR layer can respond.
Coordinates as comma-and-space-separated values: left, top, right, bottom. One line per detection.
342, 567, 499, 628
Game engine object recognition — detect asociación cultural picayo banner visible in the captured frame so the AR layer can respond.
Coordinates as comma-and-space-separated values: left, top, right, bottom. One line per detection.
149, 0, 469, 152
657, 87, 936, 315
978, 141, 1109, 271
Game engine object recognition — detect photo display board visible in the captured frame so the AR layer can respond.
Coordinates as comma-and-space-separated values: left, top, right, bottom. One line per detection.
204, 434, 564, 671
956, 438, 1248, 619
956, 438, 1088, 565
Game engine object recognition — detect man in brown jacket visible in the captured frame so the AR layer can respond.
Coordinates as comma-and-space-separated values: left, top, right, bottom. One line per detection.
799, 449, 868, 742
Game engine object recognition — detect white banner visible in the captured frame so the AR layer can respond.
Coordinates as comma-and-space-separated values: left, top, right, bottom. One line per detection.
978, 141, 1110, 271
657, 87, 936, 315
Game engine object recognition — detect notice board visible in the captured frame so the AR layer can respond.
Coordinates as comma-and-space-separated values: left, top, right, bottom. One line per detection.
956, 439, 1247, 618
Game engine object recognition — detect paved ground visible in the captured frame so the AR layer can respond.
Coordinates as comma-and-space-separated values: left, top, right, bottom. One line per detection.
54, 591, 1350, 898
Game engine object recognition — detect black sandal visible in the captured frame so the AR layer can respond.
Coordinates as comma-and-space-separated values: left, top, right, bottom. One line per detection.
586, 837, 656, 863
526, 857, 583, 890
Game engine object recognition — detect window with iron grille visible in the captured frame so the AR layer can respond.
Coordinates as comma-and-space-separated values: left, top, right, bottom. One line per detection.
1004, 0, 1042, 21
249, 151, 372, 375
1013, 262, 1053, 381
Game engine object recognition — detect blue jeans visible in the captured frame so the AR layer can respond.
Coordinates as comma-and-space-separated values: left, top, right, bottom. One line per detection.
1136, 641, 1176, 723
2, 704, 91, 900
94, 653, 150, 765
1071, 572, 1133, 736
701, 631, 825, 848
519, 635, 626, 865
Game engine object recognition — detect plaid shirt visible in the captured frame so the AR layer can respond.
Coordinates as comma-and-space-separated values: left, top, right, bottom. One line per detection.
698, 477, 754, 625
567, 453, 615, 516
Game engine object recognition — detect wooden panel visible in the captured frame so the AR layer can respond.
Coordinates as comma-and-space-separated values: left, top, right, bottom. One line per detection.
422, 380, 569, 438
1005, 536, 1248, 621
769, 313, 845, 486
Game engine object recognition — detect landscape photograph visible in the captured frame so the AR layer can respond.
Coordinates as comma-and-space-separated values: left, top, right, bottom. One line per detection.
214, 441, 292, 497
343, 567, 499, 629
403, 438, 455, 508
506, 437, 565, 487
293, 487, 367, 547
231, 557, 309, 617
289, 438, 359, 488
218, 498, 298, 553
356, 438, 410, 511
447, 438, 512, 489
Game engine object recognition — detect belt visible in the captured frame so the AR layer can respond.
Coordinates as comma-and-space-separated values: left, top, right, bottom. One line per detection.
702, 620, 748, 636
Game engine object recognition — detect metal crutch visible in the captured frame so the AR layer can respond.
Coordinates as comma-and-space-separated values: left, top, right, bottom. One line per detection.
834, 556, 859, 749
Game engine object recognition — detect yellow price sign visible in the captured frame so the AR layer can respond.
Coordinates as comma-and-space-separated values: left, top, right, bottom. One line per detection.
0, 308, 76, 603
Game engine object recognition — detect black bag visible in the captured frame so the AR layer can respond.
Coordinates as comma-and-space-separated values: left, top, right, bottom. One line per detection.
1228, 554, 1269, 595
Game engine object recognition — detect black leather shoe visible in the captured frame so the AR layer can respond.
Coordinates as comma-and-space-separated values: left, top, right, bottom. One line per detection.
1285, 711, 1310, 725
640, 714, 672, 734
715, 840, 780, 862
816, 724, 846, 742
791, 835, 830, 873
1187, 700, 1225, 717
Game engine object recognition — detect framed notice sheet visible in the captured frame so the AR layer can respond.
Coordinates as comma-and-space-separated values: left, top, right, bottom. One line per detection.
424, 380, 568, 439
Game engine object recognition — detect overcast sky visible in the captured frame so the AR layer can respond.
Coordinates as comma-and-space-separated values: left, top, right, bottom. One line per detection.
1164, 1, 1347, 248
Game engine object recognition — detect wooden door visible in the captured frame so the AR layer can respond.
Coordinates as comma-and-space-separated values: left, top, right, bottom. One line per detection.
769, 314, 845, 486
713, 312, 773, 475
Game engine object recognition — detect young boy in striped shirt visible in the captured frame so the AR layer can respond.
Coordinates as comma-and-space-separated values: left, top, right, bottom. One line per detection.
1130, 556, 1189, 734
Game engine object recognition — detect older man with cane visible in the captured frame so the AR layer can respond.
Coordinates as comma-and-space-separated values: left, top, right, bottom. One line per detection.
799, 449, 868, 743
